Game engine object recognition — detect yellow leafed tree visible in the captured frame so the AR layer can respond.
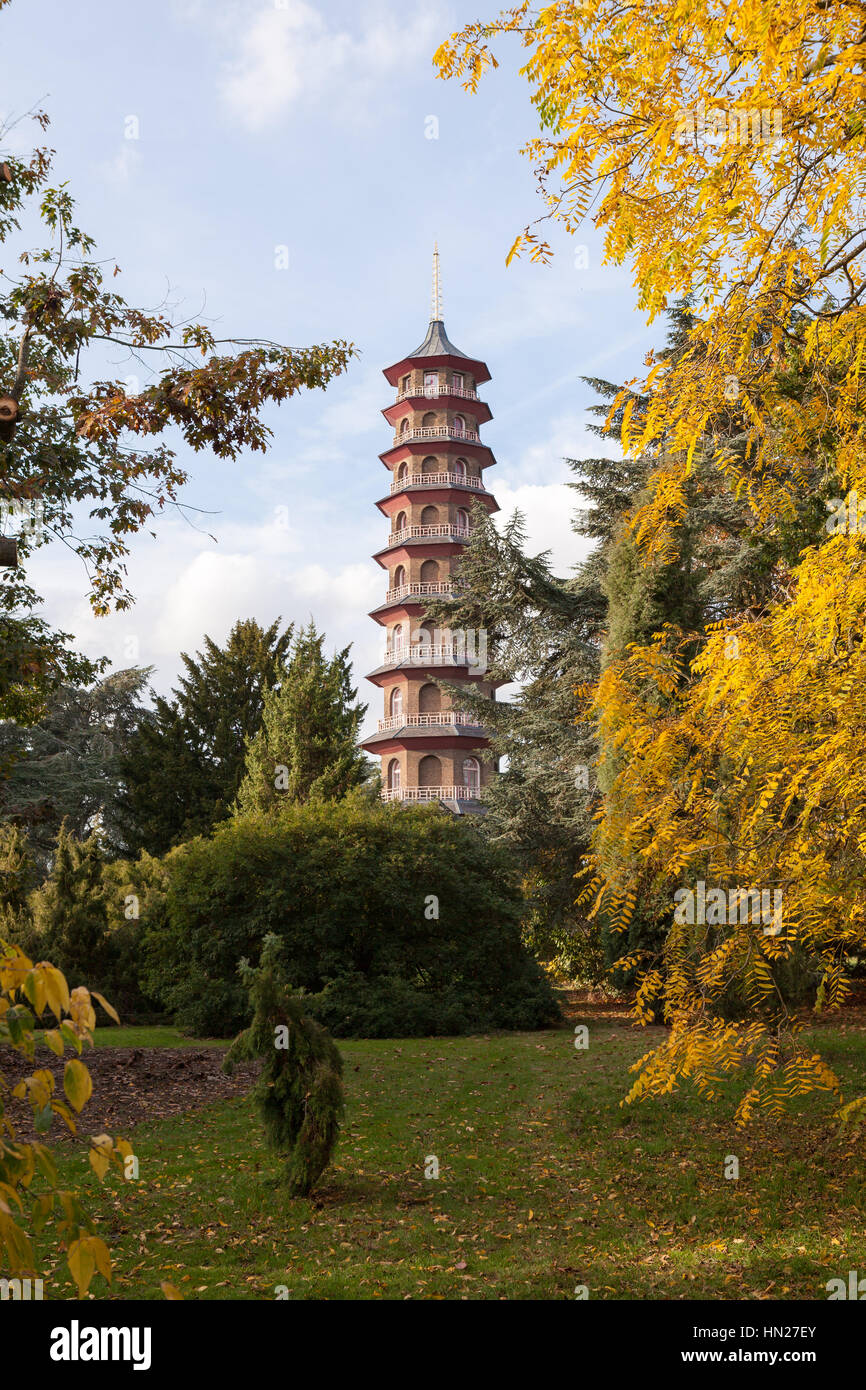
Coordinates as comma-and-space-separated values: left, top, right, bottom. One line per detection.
436, 0, 866, 1121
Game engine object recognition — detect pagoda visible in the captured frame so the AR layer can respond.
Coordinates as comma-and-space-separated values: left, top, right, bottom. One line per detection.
362, 249, 501, 809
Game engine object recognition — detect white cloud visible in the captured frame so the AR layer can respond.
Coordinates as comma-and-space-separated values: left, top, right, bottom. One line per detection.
493, 480, 594, 578
214, 1, 446, 131
29, 512, 383, 700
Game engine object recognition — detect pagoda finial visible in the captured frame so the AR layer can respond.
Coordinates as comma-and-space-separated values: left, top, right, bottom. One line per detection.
431, 242, 442, 322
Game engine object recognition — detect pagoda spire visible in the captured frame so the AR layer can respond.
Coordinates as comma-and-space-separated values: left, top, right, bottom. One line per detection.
431, 242, 442, 322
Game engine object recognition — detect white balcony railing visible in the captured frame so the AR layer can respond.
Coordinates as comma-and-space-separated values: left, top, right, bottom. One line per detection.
383, 644, 467, 665
384, 580, 454, 603
394, 384, 479, 403
393, 426, 480, 447
390, 472, 483, 494
387, 524, 470, 547
381, 784, 480, 802
376, 711, 478, 732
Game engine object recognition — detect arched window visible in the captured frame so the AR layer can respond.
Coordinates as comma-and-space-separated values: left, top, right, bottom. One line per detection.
391, 623, 404, 653
422, 411, 437, 429
397, 462, 408, 482
394, 511, 407, 533
387, 758, 401, 790
400, 418, 410, 434
414, 625, 434, 650
419, 682, 441, 713
421, 455, 437, 474
418, 754, 441, 788
420, 558, 439, 584
453, 414, 465, 435
454, 458, 467, 479
420, 505, 439, 526
390, 686, 403, 719
393, 564, 406, 589
456, 508, 470, 531
463, 757, 480, 793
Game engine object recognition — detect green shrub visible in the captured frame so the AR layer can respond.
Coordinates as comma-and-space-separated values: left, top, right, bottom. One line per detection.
143, 797, 560, 1038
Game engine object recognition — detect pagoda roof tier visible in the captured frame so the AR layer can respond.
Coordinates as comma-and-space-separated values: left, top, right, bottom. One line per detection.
365, 667, 504, 690
383, 319, 491, 388
376, 487, 498, 519
373, 537, 470, 569
369, 603, 464, 628
368, 601, 432, 627
382, 393, 492, 428
366, 660, 493, 686
380, 437, 494, 469
361, 728, 491, 753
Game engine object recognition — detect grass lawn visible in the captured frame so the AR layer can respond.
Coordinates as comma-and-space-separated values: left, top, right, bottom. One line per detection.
40, 1012, 866, 1301
91, 1026, 226, 1049
32, 1025, 226, 1049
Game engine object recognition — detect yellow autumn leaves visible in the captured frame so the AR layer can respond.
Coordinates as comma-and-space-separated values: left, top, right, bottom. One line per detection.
437, 0, 866, 1119
0, 940, 128, 1294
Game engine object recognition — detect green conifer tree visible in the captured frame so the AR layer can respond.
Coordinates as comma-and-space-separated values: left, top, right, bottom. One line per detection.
223, 933, 344, 1197
116, 618, 293, 855
235, 621, 369, 814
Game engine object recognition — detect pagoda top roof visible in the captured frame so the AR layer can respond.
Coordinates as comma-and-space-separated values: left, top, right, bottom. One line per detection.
383, 318, 491, 386
407, 318, 470, 360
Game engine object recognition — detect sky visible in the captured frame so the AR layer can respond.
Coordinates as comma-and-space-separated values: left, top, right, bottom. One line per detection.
0, 0, 660, 738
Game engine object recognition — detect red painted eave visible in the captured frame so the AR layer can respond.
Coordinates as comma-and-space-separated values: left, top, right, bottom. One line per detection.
372, 540, 469, 569
361, 732, 492, 754
366, 663, 491, 687
379, 439, 495, 469
382, 396, 492, 427
367, 602, 421, 627
383, 353, 491, 388
375, 489, 499, 517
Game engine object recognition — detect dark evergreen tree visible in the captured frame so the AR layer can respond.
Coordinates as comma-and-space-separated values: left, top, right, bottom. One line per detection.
0, 668, 150, 872
235, 621, 369, 814
115, 618, 293, 855
223, 932, 344, 1197
426, 505, 605, 976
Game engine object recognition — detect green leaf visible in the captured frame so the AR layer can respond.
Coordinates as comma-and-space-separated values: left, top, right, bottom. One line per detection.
63, 1058, 92, 1113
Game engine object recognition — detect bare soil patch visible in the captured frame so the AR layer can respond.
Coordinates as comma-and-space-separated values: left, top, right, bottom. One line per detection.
2, 1046, 259, 1143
